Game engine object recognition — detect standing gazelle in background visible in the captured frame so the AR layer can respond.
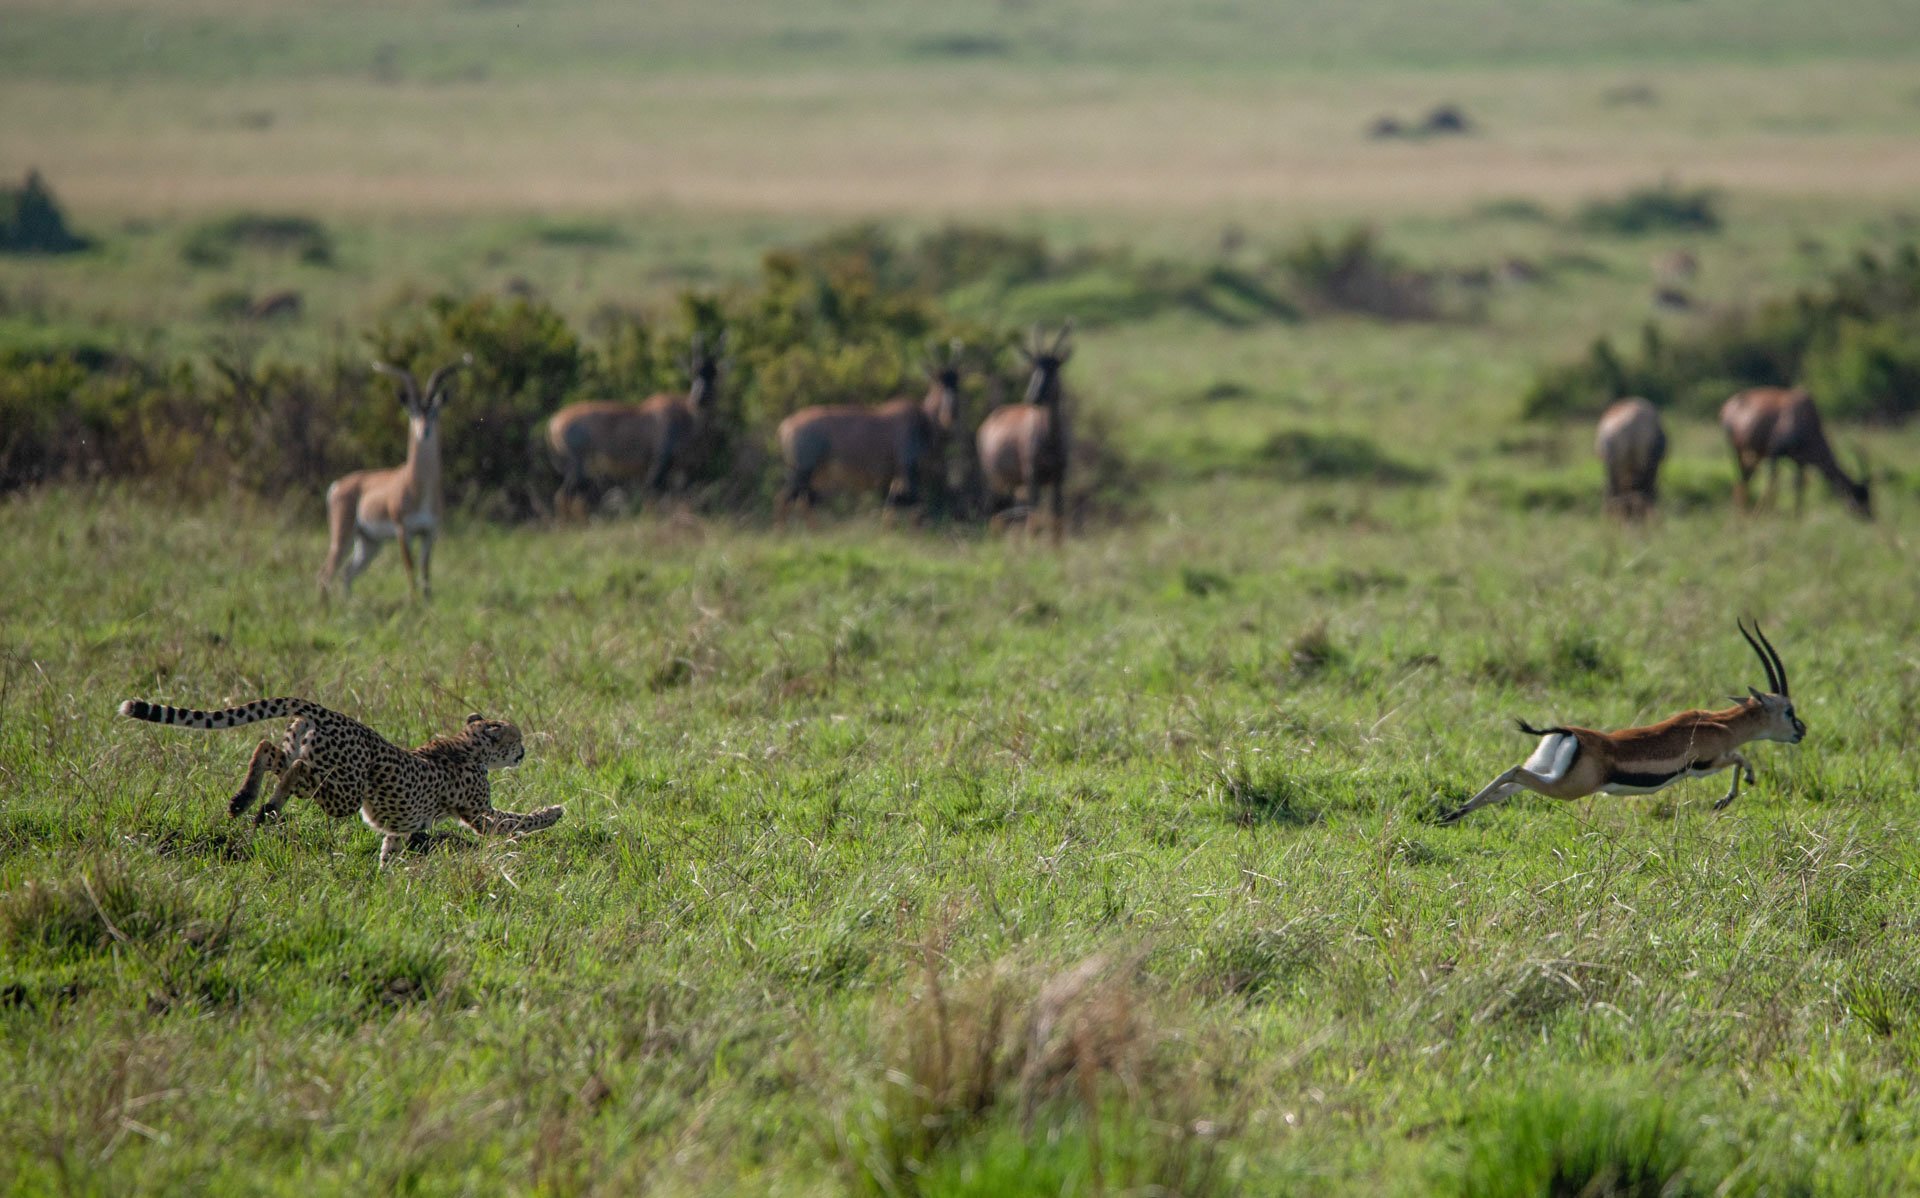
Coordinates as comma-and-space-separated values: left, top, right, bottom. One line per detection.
776, 340, 966, 521
1595, 396, 1666, 519
319, 354, 471, 602
1721, 386, 1871, 519
546, 330, 726, 518
978, 321, 1073, 543
1440, 621, 1806, 824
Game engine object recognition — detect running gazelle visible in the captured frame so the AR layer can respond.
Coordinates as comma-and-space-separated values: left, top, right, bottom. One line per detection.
1439, 621, 1805, 824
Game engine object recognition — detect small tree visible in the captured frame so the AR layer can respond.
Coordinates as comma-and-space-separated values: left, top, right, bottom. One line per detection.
0, 170, 90, 254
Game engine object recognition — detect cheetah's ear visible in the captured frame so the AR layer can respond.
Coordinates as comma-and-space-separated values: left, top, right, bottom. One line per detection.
465, 712, 485, 726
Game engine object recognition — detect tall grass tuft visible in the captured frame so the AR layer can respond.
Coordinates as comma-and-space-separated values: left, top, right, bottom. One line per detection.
837, 951, 1228, 1197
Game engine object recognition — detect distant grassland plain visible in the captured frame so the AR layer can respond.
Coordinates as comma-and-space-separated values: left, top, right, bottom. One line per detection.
6, 0, 1920, 214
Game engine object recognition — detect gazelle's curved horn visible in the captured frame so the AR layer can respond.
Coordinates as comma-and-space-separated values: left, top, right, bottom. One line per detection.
1738, 619, 1784, 696
422, 353, 473, 403
1051, 318, 1075, 354
371, 361, 421, 406
1755, 621, 1789, 696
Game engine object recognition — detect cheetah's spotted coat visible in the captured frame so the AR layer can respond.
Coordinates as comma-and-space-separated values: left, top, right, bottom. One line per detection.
119, 697, 562, 864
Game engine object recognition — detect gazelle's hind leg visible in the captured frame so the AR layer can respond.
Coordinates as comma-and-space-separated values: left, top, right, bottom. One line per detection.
1438, 766, 1557, 824
339, 532, 382, 595
1441, 733, 1579, 824
1711, 752, 1755, 811
229, 740, 287, 817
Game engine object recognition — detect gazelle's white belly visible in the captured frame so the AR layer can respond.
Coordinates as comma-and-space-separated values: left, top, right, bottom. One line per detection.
357, 510, 436, 540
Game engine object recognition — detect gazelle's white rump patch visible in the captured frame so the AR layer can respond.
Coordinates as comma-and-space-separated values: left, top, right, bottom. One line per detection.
1523, 733, 1579, 783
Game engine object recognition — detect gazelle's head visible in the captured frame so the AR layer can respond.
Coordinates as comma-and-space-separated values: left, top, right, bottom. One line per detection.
1738, 619, 1805, 744
922, 338, 965, 432
685, 329, 727, 414
373, 353, 472, 441
1018, 320, 1073, 407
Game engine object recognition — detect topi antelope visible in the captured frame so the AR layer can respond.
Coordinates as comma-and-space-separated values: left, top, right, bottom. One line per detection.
777, 340, 965, 521
319, 354, 470, 602
1721, 386, 1870, 519
1595, 397, 1666, 519
1439, 621, 1805, 824
977, 321, 1073, 542
546, 330, 725, 518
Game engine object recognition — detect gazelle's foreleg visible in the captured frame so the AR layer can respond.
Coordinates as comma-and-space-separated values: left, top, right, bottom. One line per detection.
395, 529, 418, 598
1439, 765, 1559, 824
1710, 751, 1755, 811
414, 530, 435, 601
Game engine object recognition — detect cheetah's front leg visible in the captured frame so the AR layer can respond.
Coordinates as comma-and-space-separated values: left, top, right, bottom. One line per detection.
254, 758, 313, 824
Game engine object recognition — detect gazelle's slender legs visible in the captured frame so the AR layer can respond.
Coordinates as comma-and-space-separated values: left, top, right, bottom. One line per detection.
340, 533, 381, 595
1713, 752, 1755, 811
1439, 765, 1557, 824
415, 532, 434, 600
396, 532, 418, 597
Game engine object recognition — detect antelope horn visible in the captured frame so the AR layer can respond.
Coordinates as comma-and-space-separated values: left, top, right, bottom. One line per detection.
1738, 619, 1785, 696
1051, 318, 1075, 353
422, 352, 473, 403
370, 361, 421, 406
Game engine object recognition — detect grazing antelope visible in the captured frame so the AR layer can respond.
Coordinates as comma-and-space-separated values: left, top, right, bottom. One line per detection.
1721, 386, 1870, 519
1439, 621, 1805, 824
777, 340, 965, 521
319, 354, 470, 602
977, 322, 1073, 542
1595, 397, 1666, 519
547, 330, 725, 518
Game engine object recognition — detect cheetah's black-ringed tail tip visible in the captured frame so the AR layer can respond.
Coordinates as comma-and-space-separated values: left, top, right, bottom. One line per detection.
120, 699, 154, 721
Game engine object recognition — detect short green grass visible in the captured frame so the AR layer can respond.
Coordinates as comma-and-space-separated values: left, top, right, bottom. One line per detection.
4, 477, 1920, 1193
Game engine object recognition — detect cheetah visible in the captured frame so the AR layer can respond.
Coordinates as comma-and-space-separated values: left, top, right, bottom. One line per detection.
118, 697, 563, 865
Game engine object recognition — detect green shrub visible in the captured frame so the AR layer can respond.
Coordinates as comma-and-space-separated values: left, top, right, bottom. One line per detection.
181, 213, 335, 267
1577, 181, 1721, 235
1523, 243, 1920, 421
0, 170, 90, 254
1804, 316, 1920, 420
1276, 225, 1437, 320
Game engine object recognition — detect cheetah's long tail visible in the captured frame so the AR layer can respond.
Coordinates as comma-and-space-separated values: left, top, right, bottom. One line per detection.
480, 805, 565, 836
118, 697, 330, 730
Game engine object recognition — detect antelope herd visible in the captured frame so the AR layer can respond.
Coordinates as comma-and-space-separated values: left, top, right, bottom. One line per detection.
324, 313, 1878, 606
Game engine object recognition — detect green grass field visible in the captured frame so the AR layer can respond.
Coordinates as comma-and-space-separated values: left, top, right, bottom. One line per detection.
7, 1, 1920, 1194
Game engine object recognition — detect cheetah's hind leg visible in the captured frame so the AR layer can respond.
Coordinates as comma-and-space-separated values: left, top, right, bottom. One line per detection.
229, 740, 287, 817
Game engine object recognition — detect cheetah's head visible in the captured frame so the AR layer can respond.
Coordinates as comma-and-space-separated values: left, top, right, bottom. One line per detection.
464, 713, 526, 769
